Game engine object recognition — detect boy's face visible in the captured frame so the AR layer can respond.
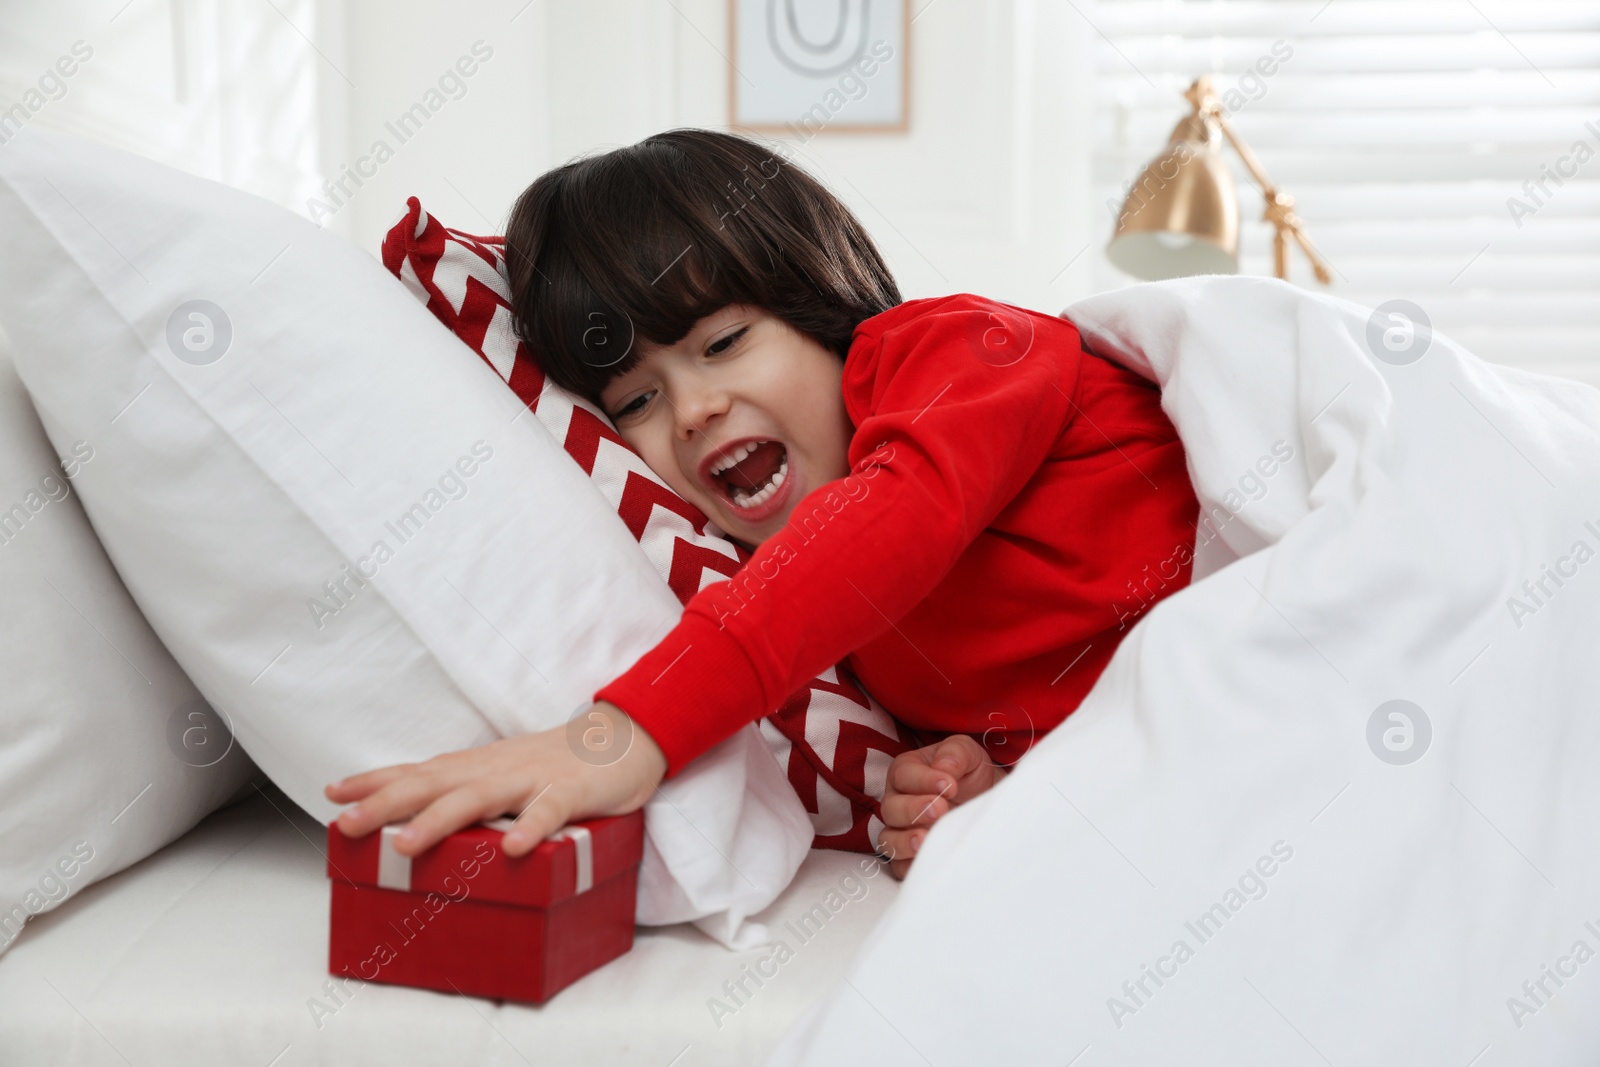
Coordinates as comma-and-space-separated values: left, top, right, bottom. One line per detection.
598, 304, 854, 545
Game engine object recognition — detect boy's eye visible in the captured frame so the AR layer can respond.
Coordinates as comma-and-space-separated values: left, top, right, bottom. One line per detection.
613, 391, 652, 419
706, 326, 748, 356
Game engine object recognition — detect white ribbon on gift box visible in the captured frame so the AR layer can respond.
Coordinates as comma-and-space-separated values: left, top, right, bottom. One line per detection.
376, 822, 594, 895
549, 827, 593, 893
377, 825, 413, 891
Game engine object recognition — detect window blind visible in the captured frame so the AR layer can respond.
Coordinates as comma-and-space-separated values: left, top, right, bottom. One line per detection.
1088, 0, 1600, 384
0, 1, 328, 221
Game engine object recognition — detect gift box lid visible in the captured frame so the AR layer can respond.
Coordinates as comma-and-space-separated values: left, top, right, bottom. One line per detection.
326, 810, 645, 909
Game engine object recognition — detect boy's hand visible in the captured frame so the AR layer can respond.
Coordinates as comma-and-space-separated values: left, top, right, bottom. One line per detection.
323, 701, 665, 858
877, 733, 1006, 880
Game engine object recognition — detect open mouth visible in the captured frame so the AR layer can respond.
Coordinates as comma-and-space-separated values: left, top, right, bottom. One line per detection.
706, 439, 789, 511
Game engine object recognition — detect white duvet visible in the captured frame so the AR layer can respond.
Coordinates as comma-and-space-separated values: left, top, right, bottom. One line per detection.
770, 276, 1600, 1065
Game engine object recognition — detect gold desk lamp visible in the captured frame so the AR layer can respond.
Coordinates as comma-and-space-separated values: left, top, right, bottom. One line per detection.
1107, 76, 1332, 285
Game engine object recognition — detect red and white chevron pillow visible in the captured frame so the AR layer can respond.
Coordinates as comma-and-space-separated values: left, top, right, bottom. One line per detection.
380, 198, 911, 853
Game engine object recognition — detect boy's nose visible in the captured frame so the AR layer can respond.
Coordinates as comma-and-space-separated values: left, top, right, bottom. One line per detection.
674, 385, 731, 440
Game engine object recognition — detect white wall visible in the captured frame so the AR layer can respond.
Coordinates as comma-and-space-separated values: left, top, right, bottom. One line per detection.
332, 0, 548, 250
0, 0, 1097, 311
334, 0, 1099, 314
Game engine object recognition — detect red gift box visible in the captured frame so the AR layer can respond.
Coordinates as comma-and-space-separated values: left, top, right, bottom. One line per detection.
326, 811, 645, 1004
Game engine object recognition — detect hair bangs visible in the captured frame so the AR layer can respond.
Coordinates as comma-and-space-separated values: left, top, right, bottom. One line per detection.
506, 128, 902, 407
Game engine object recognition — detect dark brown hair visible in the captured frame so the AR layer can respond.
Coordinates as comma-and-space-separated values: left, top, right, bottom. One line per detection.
504, 128, 901, 406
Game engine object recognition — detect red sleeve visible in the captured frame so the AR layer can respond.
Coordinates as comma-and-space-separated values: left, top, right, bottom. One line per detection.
595, 296, 1083, 776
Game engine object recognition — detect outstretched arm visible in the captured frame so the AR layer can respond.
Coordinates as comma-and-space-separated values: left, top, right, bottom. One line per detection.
603, 300, 1084, 776
328, 300, 1082, 855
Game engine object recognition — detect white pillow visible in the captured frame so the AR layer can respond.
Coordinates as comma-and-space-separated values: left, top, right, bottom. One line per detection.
0, 326, 255, 957
0, 127, 811, 945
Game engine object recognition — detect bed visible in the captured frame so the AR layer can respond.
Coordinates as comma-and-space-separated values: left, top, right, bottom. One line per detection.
0, 784, 898, 1066
7, 119, 1600, 1067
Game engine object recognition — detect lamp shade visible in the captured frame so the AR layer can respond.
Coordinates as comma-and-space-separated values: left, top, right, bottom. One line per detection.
1107, 113, 1240, 280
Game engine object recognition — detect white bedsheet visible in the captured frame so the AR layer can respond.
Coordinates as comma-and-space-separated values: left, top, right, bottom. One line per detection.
770, 277, 1600, 1065
0, 787, 898, 1066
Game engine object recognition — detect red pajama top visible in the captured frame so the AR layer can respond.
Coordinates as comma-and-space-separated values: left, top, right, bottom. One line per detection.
596, 294, 1200, 778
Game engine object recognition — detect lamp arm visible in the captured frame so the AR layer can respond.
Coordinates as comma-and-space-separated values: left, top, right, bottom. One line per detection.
1208, 105, 1335, 285
1284, 221, 1335, 286
1209, 107, 1277, 199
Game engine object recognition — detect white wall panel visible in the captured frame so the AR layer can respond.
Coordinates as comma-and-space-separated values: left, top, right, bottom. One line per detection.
1, 1, 1097, 310
337, 0, 549, 250
332, 0, 1097, 313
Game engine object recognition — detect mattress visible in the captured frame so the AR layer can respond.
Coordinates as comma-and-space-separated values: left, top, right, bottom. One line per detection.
0, 786, 898, 1066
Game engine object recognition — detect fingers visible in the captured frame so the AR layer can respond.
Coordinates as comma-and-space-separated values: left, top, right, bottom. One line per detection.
880, 790, 949, 830
887, 735, 992, 801
324, 763, 418, 805
877, 826, 921, 863
887, 752, 953, 798
500, 784, 572, 857
877, 826, 926, 881
334, 779, 429, 838
928, 735, 986, 778
334, 756, 475, 839
390, 781, 518, 857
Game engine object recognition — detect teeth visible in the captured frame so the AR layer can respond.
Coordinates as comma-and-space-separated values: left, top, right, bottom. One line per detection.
729, 456, 787, 510
709, 441, 762, 477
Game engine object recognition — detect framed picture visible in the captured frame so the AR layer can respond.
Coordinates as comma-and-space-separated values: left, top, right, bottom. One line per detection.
729, 0, 910, 137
